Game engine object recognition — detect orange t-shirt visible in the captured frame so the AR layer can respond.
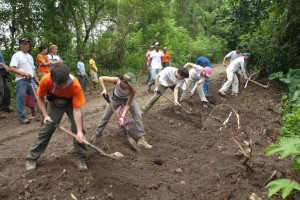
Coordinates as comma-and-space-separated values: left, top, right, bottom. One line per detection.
36, 54, 50, 73
162, 51, 171, 62
37, 73, 85, 108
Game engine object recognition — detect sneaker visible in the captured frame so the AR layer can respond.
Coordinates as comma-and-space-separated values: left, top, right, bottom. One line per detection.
138, 136, 152, 149
25, 160, 37, 171
20, 118, 30, 124
140, 108, 146, 115
218, 91, 226, 97
202, 101, 208, 108
1, 107, 14, 113
77, 160, 88, 171
231, 92, 238, 96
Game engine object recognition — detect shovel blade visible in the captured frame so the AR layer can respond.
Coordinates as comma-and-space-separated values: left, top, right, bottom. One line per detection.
87, 142, 120, 160
122, 126, 141, 152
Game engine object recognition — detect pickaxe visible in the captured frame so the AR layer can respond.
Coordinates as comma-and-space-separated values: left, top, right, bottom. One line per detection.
244, 73, 269, 89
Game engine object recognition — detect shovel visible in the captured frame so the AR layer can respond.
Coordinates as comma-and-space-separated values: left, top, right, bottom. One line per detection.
156, 90, 191, 114
47, 121, 119, 160
102, 94, 141, 152
244, 73, 269, 89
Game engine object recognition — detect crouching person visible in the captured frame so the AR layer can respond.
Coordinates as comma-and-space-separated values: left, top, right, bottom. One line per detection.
181, 62, 212, 107
92, 72, 152, 149
141, 67, 189, 114
26, 64, 88, 171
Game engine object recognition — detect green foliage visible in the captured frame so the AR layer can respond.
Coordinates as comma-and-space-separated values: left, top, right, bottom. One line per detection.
266, 179, 300, 199
266, 137, 300, 158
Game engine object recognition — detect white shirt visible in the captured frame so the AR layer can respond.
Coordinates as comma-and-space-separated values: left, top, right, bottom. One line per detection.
10, 51, 35, 82
188, 64, 206, 84
225, 51, 242, 63
150, 50, 164, 70
227, 57, 246, 73
158, 67, 183, 87
77, 61, 86, 75
48, 54, 61, 62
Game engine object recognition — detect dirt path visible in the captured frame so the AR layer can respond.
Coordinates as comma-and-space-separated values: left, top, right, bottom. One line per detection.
0, 64, 286, 200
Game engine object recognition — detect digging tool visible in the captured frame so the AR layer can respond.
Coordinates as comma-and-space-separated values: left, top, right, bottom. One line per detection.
244, 74, 269, 89
102, 93, 141, 152
156, 91, 191, 114
47, 121, 120, 160
244, 73, 256, 88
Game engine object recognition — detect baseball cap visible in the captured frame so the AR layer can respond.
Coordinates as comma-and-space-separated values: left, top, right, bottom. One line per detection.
19, 38, 30, 44
123, 72, 138, 87
204, 67, 212, 77
243, 52, 251, 57
154, 42, 160, 46
163, 47, 167, 50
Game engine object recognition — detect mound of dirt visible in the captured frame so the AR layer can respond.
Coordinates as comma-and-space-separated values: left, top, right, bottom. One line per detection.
0, 65, 287, 199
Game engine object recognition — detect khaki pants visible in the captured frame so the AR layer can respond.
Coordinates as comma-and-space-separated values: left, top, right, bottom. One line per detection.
142, 84, 184, 112
181, 78, 208, 102
27, 104, 87, 161
219, 68, 239, 94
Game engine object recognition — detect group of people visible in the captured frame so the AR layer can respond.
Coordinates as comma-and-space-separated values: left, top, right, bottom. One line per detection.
0, 37, 250, 172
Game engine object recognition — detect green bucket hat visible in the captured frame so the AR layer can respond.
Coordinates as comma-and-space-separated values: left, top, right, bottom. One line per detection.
123, 72, 138, 87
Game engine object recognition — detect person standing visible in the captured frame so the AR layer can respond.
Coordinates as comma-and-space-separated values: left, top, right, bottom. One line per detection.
92, 72, 152, 149
0, 37, 14, 114
162, 47, 171, 69
141, 67, 189, 114
181, 62, 212, 107
48, 44, 63, 66
9, 38, 39, 124
222, 45, 243, 66
89, 53, 98, 90
36, 46, 52, 78
218, 53, 250, 96
26, 64, 88, 171
196, 56, 211, 95
144, 45, 155, 84
147, 42, 164, 92
77, 55, 89, 91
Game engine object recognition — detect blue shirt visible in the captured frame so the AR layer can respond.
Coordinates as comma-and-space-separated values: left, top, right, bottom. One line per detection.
77, 61, 86, 75
0, 51, 5, 71
196, 56, 211, 67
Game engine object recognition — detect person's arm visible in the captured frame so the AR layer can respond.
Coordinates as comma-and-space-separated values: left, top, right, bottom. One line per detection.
154, 74, 160, 92
173, 85, 180, 106
33, 69, 39, 85
119, 88, 135, 126
0, 63, 10, 72
240, 59, 248, 79
99, 76, 119, 95
73, 107, 85, 143
223, 56, 228, 66
9, 66, 32, 78
37, 96, 50, 122
183, 62, 194, 69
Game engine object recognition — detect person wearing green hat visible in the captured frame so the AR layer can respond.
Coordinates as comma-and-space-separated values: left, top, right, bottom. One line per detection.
218, 53, 250, 97
92, 72, 152, 149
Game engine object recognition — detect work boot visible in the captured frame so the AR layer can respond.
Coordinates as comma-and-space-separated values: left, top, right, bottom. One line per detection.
140, 108, 147, 115
218, 91, 226, 97
231, 92, 238, 96
138, 136, 152, 149
77, 160, 88, 171
20, 118, 30, 124
25, 160, 37, 171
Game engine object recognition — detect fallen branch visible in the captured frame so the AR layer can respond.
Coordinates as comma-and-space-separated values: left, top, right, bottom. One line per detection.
264, 170, 277, 186
0, 173, 10, 178
203, 104, 240, 131
232, 137, 254, 171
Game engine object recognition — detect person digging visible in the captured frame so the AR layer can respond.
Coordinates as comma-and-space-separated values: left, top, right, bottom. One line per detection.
26, 64, 88, 171
218, 53, 250, 97
91, 72, 152, 149
141, 67, 189, 114
181, 62, 212, 107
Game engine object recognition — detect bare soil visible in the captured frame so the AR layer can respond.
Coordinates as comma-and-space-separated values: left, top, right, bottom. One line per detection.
0, 64, 289, 200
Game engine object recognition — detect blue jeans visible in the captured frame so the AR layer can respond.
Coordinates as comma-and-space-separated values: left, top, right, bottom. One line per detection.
16, 78, 37, 119
147, 68, 161, 89
204, 78, 209, 95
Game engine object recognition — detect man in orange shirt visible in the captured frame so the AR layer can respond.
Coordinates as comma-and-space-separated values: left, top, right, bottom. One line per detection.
26, 64, 88, 171
162, 47, 171, 69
